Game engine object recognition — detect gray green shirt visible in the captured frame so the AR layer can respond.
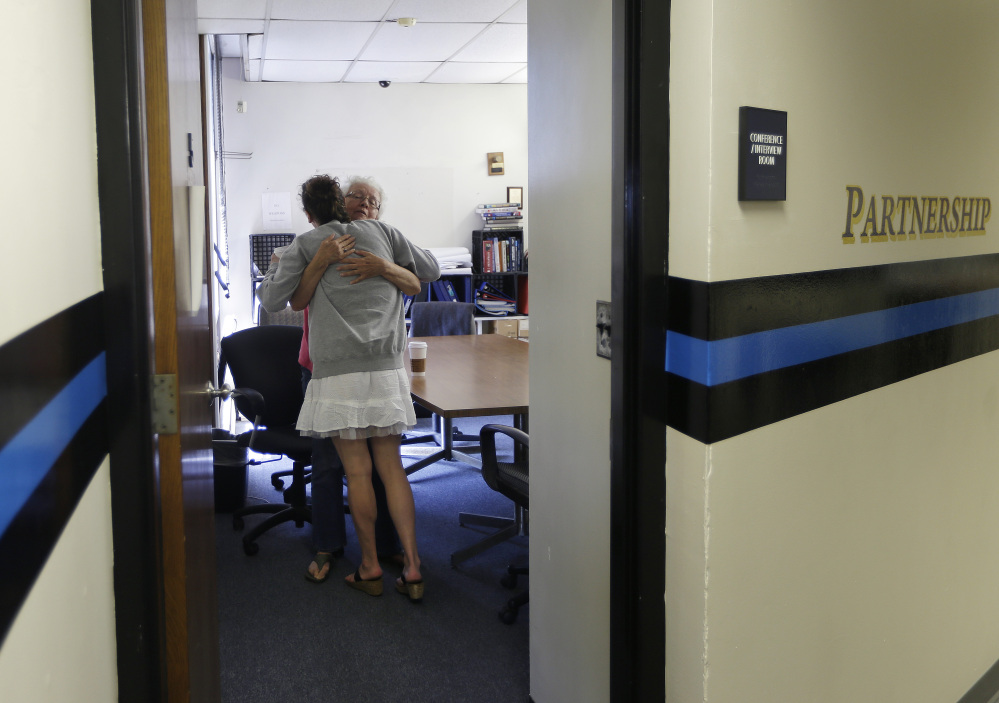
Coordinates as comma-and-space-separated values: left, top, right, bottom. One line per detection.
257, 219, 440, 379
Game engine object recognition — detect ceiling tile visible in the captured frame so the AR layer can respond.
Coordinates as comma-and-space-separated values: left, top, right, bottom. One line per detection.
197, 0, 268, 19
198, 18, 265, 34
425, 62, 527, 84
247, 34, 263, 59
451, 23, 526, 62
390, 0, 522, 23
343, 61, 441, 84
362, 22, 486, 62
265, 20, 378, 61
215, 34, 242, 58
270, 0, 394, 22
498, 0, 527, 24
262, 60, 351, 82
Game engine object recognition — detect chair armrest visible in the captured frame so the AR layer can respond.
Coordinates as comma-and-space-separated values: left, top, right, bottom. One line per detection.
479, 424, 530, 505
480, 424, 529, 451
230, 388, 266, 425
479, 424, 529, 490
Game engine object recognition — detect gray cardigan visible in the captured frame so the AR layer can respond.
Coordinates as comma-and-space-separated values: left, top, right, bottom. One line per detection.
257, 219, 440, 379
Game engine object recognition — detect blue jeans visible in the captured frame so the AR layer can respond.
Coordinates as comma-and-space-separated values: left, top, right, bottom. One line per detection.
302, 366, 401, 556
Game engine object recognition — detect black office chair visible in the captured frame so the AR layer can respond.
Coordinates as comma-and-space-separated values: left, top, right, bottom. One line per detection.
407, 301, 478, 443
218, 325, 313, 555
451, 424, 529, 623
256, 304, 306, 490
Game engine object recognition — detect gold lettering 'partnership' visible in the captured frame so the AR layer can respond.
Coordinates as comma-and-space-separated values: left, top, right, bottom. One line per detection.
843, 185, 991, 243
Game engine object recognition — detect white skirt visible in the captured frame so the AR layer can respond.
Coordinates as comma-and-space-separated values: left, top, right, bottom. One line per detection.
297, 368, 416, 440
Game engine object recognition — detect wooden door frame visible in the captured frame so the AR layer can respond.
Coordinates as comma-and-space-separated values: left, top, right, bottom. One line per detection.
91, 0, 167, 699
609, 0, 669, 699
93, 0, 219, 700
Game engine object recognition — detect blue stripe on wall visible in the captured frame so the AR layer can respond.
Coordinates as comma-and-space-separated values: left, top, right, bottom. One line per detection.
0, 352, 107, 538
666, 288, 999, 385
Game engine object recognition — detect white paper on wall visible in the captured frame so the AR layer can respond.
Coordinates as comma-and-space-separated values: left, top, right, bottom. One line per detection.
262, 192, 292, 231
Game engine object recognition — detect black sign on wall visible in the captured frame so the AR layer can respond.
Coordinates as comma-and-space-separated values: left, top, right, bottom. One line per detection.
739, 107, 787, 201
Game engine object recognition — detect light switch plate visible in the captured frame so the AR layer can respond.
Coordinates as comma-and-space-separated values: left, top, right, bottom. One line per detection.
596, 300, 611, 359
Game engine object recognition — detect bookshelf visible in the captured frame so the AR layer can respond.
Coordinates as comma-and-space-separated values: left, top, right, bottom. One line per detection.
405, 228, 528, 333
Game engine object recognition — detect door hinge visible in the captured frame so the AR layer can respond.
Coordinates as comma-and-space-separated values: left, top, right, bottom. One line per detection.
151, 374, 179, 435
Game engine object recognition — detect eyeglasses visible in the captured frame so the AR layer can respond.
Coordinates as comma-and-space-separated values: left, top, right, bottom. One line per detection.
346, 192, 381, 210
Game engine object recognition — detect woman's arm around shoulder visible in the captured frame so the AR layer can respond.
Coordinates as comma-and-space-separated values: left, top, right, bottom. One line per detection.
384, 224, 441, 283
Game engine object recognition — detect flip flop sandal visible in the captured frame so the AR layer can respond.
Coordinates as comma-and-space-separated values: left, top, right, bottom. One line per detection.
395, 574, 425, 603
346, 569, 384, 596
304, 552, 333, 584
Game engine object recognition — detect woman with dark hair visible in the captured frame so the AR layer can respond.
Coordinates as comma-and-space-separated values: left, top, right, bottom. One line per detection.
277, 176, 413, 584
258, 174, 440, 601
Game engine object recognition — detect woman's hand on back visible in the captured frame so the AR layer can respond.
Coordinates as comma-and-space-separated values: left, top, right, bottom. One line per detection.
317, 233, 355, 266
336, 250, 387, 283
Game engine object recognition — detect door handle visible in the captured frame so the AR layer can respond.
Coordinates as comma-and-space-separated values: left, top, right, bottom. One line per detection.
206, 382, 233, 400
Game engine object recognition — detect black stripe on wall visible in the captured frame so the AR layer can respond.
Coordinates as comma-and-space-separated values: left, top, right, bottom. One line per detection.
0, 295, 105, 449
666, 255, 999, 443
670, 253, 999, 340
668, 313, 999, 444
0, 293, 108, 645
0, 405, 109, 642
958, 657, 999, 703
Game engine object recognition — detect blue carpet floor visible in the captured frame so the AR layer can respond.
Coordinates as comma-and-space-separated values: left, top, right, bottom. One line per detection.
215, 416, 529, 702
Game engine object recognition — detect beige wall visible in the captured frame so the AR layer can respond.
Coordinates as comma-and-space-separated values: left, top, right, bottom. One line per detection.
218, 71, 528, 327
669, 1, 999, 701
528, 0, 614, 700
0, 0, 117, 699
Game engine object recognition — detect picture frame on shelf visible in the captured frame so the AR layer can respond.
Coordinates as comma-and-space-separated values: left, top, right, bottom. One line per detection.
507, 186, 523, 207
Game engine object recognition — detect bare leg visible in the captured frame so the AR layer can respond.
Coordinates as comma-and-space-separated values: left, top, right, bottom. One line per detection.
369, 435, 422, 583
332, 437, 383, 583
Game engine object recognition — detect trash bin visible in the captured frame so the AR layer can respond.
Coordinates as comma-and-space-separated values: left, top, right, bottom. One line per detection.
213, 429, 248, 513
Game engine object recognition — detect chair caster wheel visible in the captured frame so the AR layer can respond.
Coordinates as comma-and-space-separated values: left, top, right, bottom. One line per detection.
242, 539, 259, 556
271, 477, 284, 490
500, 573, 518, 589
499, 606, 518, 624
232, 516, 244, 531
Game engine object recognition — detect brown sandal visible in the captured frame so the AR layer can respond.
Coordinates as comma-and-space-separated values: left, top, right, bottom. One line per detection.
346, 569, 383, 596
395, 574, 424, 603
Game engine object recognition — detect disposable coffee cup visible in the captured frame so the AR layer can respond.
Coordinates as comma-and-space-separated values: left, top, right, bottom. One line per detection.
409, 341, 428, 375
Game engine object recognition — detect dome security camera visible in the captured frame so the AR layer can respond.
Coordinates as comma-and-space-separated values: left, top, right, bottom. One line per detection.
378, 80, 391, 88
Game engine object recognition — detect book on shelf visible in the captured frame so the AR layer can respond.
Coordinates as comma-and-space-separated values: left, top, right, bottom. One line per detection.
477, 234, 526, 272
476, 201, 521, 210
476, 206, 521, 215
482, 223, 523, 231
481, 211, 522, 219
481, 238, 495, 273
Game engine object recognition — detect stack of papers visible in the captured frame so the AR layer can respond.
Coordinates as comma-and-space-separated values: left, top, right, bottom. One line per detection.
427, 247, 473, 272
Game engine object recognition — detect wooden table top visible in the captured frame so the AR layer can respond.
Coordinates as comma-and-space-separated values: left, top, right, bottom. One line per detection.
406, 334, 529, 418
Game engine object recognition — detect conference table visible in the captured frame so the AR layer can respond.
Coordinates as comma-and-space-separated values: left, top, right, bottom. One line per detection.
403, 333, 529, 474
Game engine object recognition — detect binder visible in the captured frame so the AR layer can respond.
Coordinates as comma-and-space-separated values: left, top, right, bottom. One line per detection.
441, 278, 459, 301
432, 279, 460, 302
